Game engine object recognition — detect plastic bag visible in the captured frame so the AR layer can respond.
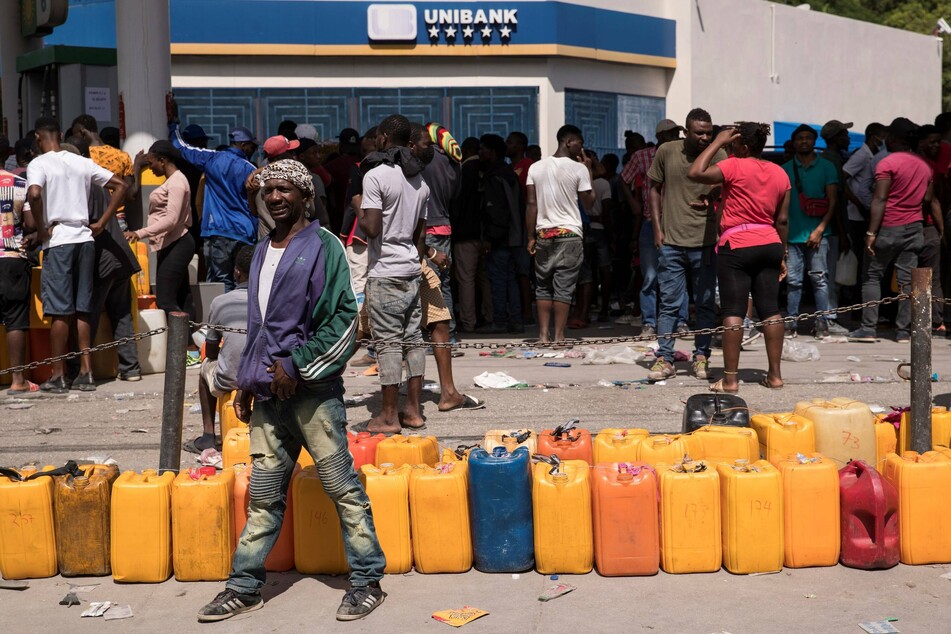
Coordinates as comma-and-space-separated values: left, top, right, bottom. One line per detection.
582, 346, 644, 365
782, 339, 821, 362
835, 250, 858, 286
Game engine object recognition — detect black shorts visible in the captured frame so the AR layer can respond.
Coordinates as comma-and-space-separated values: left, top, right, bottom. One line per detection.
41, 242, 95, 316
717, 241, 785, 319
0, 257, 31, 330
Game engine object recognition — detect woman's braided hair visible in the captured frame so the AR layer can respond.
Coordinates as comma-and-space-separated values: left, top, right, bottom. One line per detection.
735, 122, 771, 156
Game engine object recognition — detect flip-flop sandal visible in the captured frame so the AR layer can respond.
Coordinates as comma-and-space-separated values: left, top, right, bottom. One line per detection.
710, 379, 739, 394
6, 381, 40, 395
440, 394, 486, 413
350, 420, 402, 435
397, 412, 427, 430
759, 378, 784, 389
362, 364, 379, 377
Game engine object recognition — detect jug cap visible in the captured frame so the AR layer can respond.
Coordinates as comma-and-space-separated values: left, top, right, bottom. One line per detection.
73, 476, 90, 489
379, 462, 394, 469
199, 466, 217, 477
552, 472, 569, 482
143, 468, 158, 476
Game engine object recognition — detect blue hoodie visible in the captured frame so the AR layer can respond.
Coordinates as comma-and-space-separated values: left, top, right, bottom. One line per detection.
236, 223, 358, 401
170, 123, 257, 243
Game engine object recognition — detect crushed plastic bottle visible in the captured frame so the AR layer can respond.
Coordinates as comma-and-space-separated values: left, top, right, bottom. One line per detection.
782, 339, 821, 362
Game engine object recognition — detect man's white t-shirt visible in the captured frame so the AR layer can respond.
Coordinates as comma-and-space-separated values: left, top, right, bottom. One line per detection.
258, 243, 285, 318
526, 156, 592, 236
26, 150, 113, 248
588, 177, 612, 230
362, 163, 430, 279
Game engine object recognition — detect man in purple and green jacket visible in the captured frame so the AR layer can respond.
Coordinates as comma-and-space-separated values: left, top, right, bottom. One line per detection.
198, 159, 385, 624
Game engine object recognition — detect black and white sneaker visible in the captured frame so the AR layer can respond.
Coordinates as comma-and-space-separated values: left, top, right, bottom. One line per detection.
336, 583, 386, 621
197, 588, 263, 622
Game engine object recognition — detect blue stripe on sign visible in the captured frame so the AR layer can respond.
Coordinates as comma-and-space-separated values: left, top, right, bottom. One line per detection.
49, 1, 676, 60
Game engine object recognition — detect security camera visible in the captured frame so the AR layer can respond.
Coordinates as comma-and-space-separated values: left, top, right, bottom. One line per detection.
937, 17, 951, 35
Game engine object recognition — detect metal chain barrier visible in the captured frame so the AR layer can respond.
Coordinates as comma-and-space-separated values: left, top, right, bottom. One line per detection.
0, 296, 910, 377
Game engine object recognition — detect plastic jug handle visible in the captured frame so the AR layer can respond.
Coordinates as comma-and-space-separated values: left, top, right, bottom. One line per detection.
858, 461, 888, 544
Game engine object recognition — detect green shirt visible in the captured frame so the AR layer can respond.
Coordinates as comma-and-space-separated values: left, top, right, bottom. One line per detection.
647, 139, 726, 248
782, 154, 839, 244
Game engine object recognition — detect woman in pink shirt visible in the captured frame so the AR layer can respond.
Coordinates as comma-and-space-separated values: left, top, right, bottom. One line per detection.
688, 123, 790, 393
125, 140, 195, 319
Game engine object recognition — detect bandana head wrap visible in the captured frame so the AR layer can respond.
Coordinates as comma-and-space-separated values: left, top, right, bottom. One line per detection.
257, 159, 315, 197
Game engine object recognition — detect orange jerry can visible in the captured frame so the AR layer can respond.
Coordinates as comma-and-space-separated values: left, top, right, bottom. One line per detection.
349, 431, 385, 470
693, 426, 758, 465
376, 434, 439, 467
537, 420, 593, 463
775, 453, 840, 568
591, 462, 659, 576
222, 427, 251, 469
484, 429, 537, 454
637, 435, 704, 468
592, 428, 649, 463
0, 465, 58, 580
532, 459, 593, 575
883, 451, 951, 564
658, 459, 721, 573
293, 466, 349, 574
361, 463, 412, 574
233, 464, 297, 572
750, 412, 816, 465
111, 469, 175, 582
172, 468, 236, 581
717, 460, 783, 574
54, 464, 119, 576
410, 461, 472, 573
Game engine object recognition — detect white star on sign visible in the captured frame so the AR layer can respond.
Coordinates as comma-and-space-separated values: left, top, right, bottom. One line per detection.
481, 25, 492, 39
463, 25, 474, 39
499, 25, 512, 38
428, 25, 440, 39
445, 25, 457, 38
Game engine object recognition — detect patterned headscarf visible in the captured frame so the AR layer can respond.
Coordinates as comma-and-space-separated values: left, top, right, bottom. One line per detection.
257, 159, 314, 197
426, 122, 462, 163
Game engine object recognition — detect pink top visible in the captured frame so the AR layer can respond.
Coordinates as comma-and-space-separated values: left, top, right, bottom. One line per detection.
875, 152, 931, 227
136, 170, 192, 252
716, 157, 790, 249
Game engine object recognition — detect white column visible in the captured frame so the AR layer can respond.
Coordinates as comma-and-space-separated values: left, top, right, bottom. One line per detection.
0, 0, 41, 139
115, 0, 170, 158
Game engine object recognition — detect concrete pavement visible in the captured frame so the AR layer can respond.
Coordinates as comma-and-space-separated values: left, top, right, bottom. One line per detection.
3, 328, 951, 632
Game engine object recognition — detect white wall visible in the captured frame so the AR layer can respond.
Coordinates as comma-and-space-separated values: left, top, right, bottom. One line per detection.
688, 0, 942, 139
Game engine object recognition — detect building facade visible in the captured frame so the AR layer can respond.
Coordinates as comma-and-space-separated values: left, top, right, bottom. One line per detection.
45, 0, 942, 154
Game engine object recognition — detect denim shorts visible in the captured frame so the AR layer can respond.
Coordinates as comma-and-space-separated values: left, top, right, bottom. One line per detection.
534, 236, 583, 303
41, 242, 95, 315
366, 275, 425, 386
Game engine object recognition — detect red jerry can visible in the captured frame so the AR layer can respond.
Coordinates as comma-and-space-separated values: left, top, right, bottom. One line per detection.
839, 460, 899, 570
348, 432, 385, 470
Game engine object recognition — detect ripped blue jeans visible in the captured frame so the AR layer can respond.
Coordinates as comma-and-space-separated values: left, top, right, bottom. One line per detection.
226, 379, 385, 592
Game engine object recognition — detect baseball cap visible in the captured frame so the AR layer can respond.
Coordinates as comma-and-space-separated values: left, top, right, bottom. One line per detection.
655, 119, 684, 135
182, 124, 208, 142
820, 120, 853, 140
339, 127, 360, 151
229, 126, 258, 143
263, 135, 300, 159
296, 124, 318, 142
790, 123, 818, 140
886, 117, 918, 138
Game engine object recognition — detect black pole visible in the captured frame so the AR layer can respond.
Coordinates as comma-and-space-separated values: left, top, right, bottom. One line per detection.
159, 311, 188, 474
909, 268, 932, 454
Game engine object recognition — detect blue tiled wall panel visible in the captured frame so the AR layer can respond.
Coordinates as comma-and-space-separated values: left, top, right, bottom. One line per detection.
565, 89, 665, 159
173, 87, 539, 147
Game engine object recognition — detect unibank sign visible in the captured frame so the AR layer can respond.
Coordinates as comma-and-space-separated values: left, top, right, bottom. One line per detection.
368, 4, 519, 44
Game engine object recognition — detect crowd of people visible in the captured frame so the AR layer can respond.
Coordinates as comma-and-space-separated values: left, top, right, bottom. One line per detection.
1, 104, 949, 623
